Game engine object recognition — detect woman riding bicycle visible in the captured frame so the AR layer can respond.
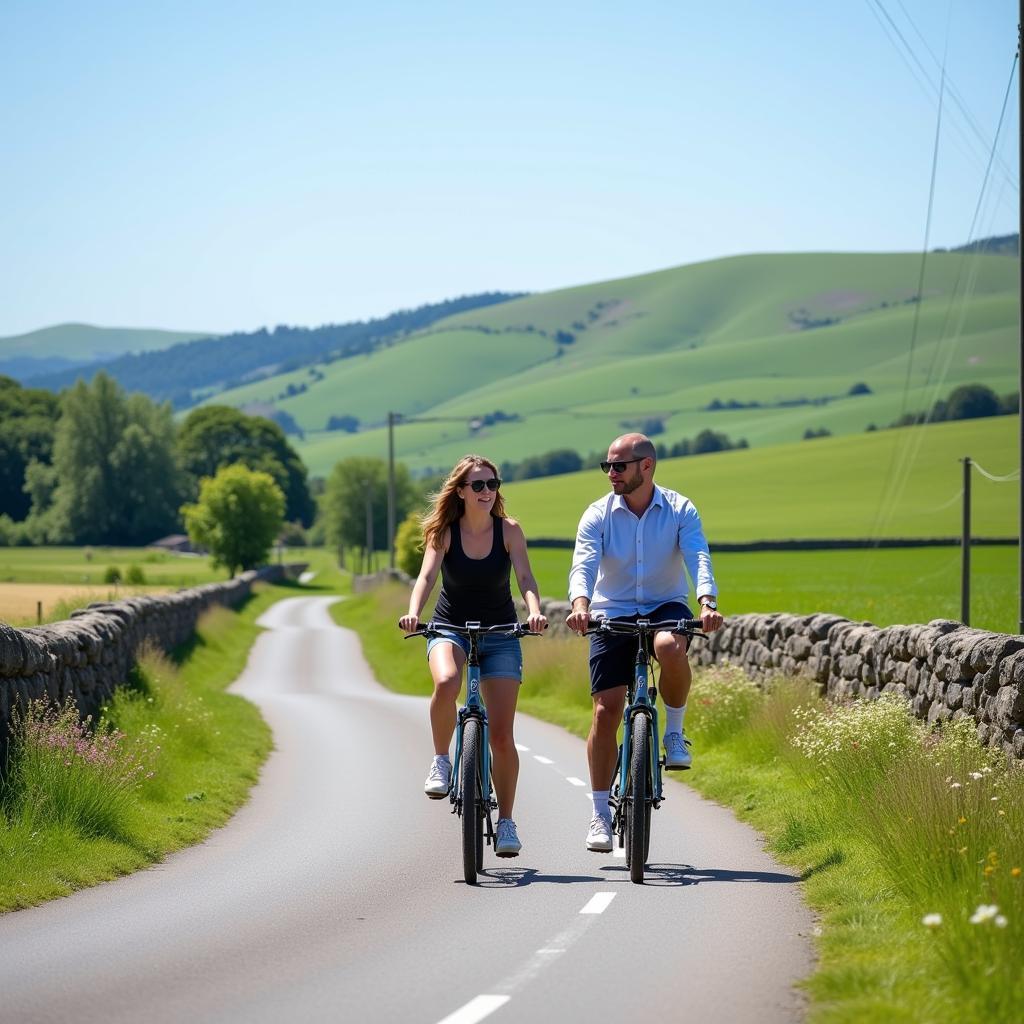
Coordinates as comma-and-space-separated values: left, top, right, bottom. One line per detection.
398, 454, 546, 858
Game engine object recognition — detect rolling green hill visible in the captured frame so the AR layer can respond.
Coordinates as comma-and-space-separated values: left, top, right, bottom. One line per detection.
501, 415, 1018, 542
0, 323, 217, 381
188, 250, 1018, 478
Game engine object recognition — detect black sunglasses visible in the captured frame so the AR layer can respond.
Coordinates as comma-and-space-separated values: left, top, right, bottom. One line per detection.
467, 478, 501, 493
600, 458, 644, 474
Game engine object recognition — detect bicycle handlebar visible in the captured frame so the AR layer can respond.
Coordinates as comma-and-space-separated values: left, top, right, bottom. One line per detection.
583, 617, 705, 638
404, 621, 542, 640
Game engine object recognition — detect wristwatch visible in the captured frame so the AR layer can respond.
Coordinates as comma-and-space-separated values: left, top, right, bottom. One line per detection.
699, 597, 718, 611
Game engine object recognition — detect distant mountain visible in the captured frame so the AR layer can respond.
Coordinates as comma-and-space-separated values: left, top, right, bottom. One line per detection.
0, 323, 218, 381
30, 293, 526, 406
936, 232, 1018, 256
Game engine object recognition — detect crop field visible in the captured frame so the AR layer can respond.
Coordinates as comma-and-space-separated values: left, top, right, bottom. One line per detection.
194, 249, 1024, 477
524, 545, 1017, 636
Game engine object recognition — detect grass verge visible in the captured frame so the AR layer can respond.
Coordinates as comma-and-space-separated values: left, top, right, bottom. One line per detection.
0, 583, 291, 912
333, 582, 1023, 1023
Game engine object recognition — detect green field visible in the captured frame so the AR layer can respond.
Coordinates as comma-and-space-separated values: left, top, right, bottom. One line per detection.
525, 546, 1017, 636
0, 547, 226, 588
501, 415, 1018, 540
190, 250, 1018, 477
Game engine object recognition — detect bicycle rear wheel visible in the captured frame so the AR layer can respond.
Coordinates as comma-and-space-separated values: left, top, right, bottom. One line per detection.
625, 713, 651, 884
461, 718, 483, 885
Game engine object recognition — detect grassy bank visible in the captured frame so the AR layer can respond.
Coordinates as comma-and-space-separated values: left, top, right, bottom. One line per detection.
333, 583, 1023, 1023
0, 583, 292, 911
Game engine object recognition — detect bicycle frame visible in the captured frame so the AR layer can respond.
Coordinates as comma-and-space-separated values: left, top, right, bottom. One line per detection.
615, 621, 663, 814
447, 623, 495, 841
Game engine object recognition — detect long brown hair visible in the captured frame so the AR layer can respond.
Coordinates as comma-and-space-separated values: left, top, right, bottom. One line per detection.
422, 454, 506, 551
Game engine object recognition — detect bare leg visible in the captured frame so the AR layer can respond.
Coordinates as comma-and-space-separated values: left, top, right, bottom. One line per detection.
587, 686, 627, 793
653, 632, 691, 709
427, 642, 466, 755
481, 677, 520, 819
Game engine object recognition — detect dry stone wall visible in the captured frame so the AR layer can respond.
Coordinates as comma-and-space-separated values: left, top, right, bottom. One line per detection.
0, 564, 303, 764
537, 600, 1024, 760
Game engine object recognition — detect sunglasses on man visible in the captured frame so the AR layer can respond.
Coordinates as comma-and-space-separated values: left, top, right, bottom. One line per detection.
467, 478, 501, 492
600, 458, 644, 474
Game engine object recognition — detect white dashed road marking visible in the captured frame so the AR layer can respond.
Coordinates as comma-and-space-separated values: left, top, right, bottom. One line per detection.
515, 743, 530, 752
435, 994, 510, 1024
566, 777, 586, 787
580, 892, 616, 915
533, 755, 553, 765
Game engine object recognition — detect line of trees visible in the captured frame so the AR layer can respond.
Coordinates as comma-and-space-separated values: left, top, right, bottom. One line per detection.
0, 373, 314, 547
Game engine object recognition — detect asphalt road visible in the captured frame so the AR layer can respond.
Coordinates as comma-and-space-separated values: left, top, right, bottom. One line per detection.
0, 596, 814, 1023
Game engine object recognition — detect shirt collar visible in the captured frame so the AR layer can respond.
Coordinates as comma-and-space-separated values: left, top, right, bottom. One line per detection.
610, 484, 664, 514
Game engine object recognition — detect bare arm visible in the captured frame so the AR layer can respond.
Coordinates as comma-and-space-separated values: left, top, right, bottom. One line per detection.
398, 531, 446, 632
505, 519, 547, 633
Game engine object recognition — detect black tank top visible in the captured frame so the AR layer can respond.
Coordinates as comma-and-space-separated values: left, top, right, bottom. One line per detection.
433, 516, 516, 628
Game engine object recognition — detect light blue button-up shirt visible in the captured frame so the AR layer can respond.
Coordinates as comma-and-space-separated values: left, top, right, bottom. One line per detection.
568, 484, 717, 617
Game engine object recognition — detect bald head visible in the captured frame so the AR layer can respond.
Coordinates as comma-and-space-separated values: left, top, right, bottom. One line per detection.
611, 433, 657, 466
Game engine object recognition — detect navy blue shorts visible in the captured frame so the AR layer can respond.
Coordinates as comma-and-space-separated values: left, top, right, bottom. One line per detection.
588, 601, 693, 695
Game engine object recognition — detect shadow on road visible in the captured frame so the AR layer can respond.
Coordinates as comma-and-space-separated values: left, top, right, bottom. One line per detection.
471, 868, 606, 887
599, 864, 802, 887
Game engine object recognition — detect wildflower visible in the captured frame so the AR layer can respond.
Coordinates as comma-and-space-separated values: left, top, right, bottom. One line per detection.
922, 913, 942, 928
958, 817, 967, 825
950, 782, 962, 789
991, 796, 999, 802
984, 866, 995, 876
1012, 868, 1021, 878
970, 771, 984, 780
970, 904, 1000, 925
995, 916, 1008, 928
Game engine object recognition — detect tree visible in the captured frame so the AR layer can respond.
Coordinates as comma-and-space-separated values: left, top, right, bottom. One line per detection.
0, 376, 59, 522
321, 456, 417, 555
42, 373, 184, 544
394, 508, 425, 577
942, 384, 1000, 421
181, 464, 285, 576
177, 405, 315, 525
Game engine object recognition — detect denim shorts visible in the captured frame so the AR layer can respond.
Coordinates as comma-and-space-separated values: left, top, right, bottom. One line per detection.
589, 601, 693, 695
426, 630, 523, 682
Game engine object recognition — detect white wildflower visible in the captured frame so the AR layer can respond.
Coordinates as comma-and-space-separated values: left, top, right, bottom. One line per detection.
970, 904, 1000, 925
922, 913, 942, 928
995, 916, 1008, 928
970, 772, 984, 780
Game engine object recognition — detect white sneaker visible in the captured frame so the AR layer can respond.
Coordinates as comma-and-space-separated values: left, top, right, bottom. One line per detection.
663, 731, 692, 770
586, 813, 613, 852
424, 758, 451, 799
495, 818, 522, 857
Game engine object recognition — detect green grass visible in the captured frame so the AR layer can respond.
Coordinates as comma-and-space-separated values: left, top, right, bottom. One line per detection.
524, 545, 1018, 636
500, 416, 1017, 541
0, 546, 228, 588
186, 249, 1021, 477
0, 583, 290, 911
334, 583, 1023, 1023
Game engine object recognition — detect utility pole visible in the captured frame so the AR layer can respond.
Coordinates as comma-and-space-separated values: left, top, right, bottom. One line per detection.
385, 409, 397, 569
962, 456, 972, 626
1018, 8, 1023, 632
365, 489, 374, 576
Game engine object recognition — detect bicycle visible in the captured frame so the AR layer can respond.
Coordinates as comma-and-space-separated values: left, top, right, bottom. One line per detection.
584, 616, 705, 884
406, 621, 537, 885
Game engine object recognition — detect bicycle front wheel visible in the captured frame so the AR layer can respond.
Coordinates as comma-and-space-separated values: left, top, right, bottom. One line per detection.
625, 713, 651, 884
461, 718, 483, 885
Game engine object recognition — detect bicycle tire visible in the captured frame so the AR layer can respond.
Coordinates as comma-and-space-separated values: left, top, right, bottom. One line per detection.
626, 713, 651, 884
461, 718, 482, 885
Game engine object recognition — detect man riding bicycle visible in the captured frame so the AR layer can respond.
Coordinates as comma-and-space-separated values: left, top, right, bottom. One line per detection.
566, 433, 723, 852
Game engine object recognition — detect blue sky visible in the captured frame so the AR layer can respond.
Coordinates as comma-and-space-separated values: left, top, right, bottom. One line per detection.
0, 0, 1018, 336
